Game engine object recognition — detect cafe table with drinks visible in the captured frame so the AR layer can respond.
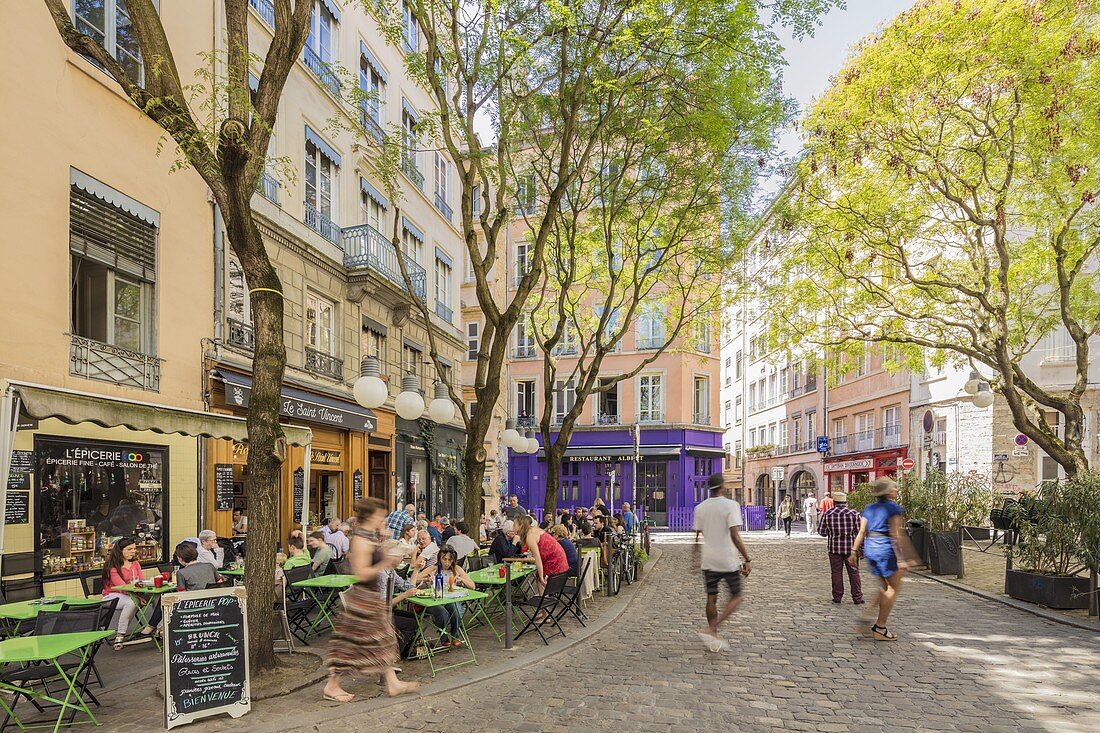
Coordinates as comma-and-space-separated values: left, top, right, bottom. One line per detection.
464, 561, 537, 641
115, 571, 175, 649
403, 582, 488, 677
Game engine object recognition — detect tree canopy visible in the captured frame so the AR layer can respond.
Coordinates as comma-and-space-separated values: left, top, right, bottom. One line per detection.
767, 0, 1100, 475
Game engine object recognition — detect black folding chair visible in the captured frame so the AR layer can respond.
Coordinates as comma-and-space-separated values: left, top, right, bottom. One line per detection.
204, 578, 233, 590
514, 572, 569, 645
465, 554, 488, 572
279, 565, 316, 645
156, 563, 176, 576
0, 552, 43, 602
79, 573, 103, 599
555, 558, 591, 628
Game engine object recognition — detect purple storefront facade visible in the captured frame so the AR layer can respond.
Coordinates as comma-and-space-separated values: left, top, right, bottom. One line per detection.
506, 426, 726, 529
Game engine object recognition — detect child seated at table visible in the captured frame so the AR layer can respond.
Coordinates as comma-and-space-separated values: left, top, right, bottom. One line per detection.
176, 542, 220, 591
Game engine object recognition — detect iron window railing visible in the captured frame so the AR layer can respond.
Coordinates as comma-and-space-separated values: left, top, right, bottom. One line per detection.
249, 0, 275, 26
596, 413, 620, 425
434, 193, 453, 222
227, 318, 254, 351
402, 155, 424, 189
360, 106, 386, 144
257, 173, 280, 205
636, 336, 664, 350
69, 334, 161, 392
435, 302, 453, 323
303, 45, 341, 96
693, 412, 711, 425
305, 202, 340, 244
342, 223, 427, 302
516, 416, 537, 429
514, 345, 537, 359
305, 347, 343, 379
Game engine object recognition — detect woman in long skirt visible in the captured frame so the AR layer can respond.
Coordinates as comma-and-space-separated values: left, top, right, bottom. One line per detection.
323, 497, 419, 702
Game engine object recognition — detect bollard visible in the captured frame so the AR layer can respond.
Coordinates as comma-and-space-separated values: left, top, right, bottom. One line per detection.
504, 563, 513, 650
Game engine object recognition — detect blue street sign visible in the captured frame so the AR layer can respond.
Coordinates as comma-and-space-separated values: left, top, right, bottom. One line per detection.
816, 436, 830, 453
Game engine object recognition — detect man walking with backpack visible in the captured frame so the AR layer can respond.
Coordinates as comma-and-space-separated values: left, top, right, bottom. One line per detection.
693, 473, 753, 652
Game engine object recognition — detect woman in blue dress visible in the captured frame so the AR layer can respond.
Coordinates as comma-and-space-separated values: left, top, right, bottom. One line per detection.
849, 477, 912, 641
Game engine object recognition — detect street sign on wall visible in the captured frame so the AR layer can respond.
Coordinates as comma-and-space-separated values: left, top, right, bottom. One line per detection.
815, 436, 829, 453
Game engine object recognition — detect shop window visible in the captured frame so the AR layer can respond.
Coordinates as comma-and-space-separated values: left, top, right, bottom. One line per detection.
36, 437, 166, 577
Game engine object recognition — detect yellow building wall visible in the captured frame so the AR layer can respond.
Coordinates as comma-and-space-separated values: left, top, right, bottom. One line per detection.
11, 419, 198, 597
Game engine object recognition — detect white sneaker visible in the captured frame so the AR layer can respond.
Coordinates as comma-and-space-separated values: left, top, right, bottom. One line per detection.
696, 631, 722, 652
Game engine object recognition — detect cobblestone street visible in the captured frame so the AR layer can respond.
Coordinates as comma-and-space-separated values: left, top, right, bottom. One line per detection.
364, 533, 1100, 733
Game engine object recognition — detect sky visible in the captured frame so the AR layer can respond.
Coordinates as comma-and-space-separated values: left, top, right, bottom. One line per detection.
758, 0, 915, 202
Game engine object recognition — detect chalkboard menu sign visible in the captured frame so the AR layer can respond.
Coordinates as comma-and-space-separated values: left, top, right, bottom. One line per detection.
353, 469, 363, 501
214, 464, 234, 511
7, 450, 33, 490
5, 491, 29, 524
163, 587, 250, 729
293, 467, 304, 524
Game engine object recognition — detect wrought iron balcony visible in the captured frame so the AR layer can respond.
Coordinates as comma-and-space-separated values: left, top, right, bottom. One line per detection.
636, 336, 664, 350
596, 412, 620, 425
249, 0, 275, 26
69, 335, 161, 392
829, 426, 904, 455
434, 193, 453, 222
303, 45, 340, 96
342, 223, 427, 302
257, 173, 279, 205
435, 302, 453, 323
227, 318, 254, 351
693, 412, 711, 425
696, 339, 712, 354
360, 106, 385, 144
304, 202, 340, 244
514, 345, 537, 359
305, 347, 344, 379
401, 155, 424, 189
551, 343, 578, 356
516, 416, 537, 429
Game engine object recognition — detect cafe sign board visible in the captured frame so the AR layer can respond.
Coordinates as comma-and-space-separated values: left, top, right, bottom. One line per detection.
823, 458, 874, 472
163, 586, 250, 729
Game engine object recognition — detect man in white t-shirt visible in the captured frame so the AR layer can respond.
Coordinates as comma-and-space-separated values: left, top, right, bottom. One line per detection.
693, 473, 752, 652
803, 495, 819, 535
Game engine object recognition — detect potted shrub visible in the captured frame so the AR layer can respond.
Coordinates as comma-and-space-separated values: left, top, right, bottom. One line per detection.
899, 473, 992, 576
1006, 473, 1100, 610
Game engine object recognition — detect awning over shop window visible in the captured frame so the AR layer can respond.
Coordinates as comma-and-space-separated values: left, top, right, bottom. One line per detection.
686, 447, 727, 458
9, 381, 313, 446
212, 369, 377, 432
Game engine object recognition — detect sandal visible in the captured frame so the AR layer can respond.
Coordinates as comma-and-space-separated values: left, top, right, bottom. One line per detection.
451, 638, 464, 647
113, 635, 125, 651
872, 624, 897, 641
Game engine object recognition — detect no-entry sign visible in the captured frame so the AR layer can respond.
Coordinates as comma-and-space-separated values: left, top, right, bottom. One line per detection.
900, 457, 916, 471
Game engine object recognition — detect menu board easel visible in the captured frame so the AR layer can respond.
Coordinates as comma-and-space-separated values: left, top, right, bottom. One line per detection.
163, 586, 250, 729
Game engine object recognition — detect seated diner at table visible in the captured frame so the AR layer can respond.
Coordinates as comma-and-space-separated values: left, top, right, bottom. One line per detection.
282, 533, 312, 570
414, 530, 440, 570
396, 523, 419, 563
488, 520, 522, 563
575, 520, 600, 548
410, 546, 475, 646
175, 542, 221, 590
513, 514, 569, 593
232, 508, 248, 535
101, 537, 158, 649
307, 532, 334, 574
181, 529, 225, 568
444, 521, 478, 564
550, 524, 580, 575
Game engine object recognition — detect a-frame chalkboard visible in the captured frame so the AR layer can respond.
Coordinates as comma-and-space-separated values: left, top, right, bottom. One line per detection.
163, 586, 251, 729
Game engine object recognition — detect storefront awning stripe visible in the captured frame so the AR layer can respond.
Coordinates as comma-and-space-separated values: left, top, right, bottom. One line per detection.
7, 381, 313, 446
212, 370, 377, 431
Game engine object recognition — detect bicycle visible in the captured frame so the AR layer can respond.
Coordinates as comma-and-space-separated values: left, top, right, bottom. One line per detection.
604, 532, 636, 595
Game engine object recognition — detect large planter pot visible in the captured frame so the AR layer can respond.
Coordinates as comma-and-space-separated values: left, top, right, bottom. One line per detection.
906, 525, 928, 565
928, 530, 963, 576
1005, 569, 1090, 610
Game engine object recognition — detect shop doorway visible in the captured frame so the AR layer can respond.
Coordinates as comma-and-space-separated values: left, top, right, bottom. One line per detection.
310, 471, 342, 525
637, 461, 667, 526
368, 452, 389, 502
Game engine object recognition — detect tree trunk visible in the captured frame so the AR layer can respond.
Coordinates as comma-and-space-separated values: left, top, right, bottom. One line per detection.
221, 183, 286, 673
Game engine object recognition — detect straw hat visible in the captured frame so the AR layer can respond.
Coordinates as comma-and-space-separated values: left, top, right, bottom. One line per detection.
831, 492, 848, 503
870, 477, 897, 497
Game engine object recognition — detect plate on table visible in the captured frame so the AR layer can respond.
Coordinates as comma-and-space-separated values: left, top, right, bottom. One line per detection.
415, 589, 434, 598
30, 598, 61, 606
443, 590, 467, 599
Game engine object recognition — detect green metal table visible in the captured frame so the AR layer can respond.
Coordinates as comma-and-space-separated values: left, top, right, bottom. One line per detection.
219, 567, 245, 578
291, 574, 358, 637
0, 630, 115, 733
404, 589, 488, 677
0, 597, 103, 637
113, 584, 174, 649
465, 564, 537, 641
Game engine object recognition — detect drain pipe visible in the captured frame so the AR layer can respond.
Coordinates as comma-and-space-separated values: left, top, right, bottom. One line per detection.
212, 200, 225, 344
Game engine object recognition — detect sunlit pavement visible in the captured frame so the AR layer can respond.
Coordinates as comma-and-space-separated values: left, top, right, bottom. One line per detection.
369, 533, 1100, 733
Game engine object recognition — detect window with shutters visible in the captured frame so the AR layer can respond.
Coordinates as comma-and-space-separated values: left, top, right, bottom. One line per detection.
69, 178, 160, 390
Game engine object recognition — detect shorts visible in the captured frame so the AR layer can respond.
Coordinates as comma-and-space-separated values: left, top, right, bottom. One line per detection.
703, 570, 742, 598
864, 540, 898, 578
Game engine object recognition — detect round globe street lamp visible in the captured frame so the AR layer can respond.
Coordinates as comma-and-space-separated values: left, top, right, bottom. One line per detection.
502, 419, 521, 451
525, 430, 540, 455
352, 356, 388, 409
963, 370, 982, 396
972, 381, 995, 409
394, 373, 425, 421
427, 381, 456, 423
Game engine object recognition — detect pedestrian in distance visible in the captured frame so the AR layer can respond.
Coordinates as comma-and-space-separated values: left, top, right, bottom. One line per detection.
693, 473, 752, 652
323, 497, 419, 702
817, 492, 864, 605
778, 495, 795, 538
849, 477, 915, 641
803, 494, 819, 534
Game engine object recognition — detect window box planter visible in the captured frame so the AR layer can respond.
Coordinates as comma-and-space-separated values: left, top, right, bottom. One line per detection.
1005, 569, 1090, 610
